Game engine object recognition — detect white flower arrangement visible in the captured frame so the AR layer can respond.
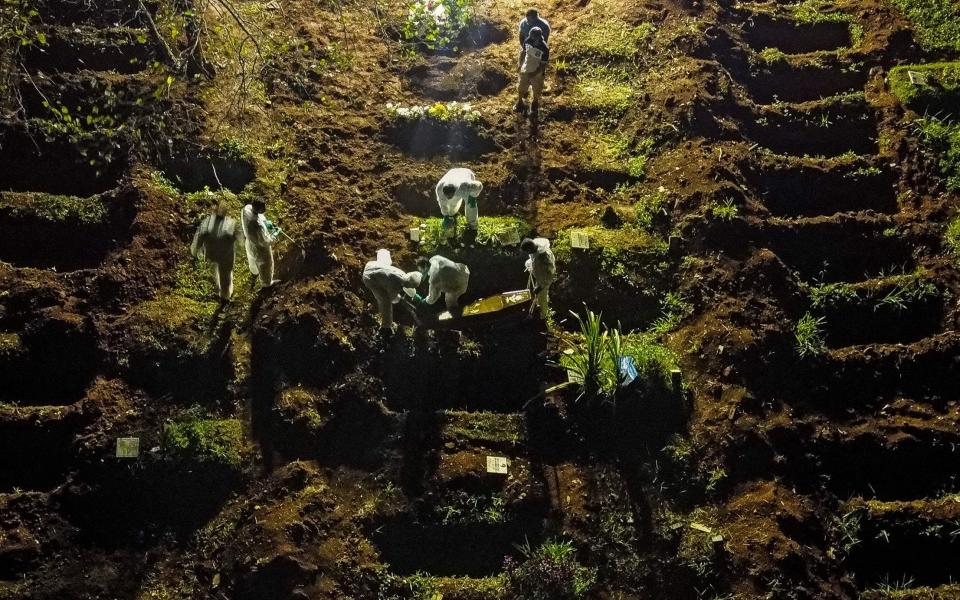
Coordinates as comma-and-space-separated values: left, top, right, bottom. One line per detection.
386, 101, 481, 123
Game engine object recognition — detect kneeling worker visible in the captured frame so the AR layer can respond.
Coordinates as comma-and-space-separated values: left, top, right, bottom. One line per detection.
241, 198, 279, 287
362, 252, 423, 333
521, 237, 555, 316
436, 168, 484, 234
191, 201, 242, 303
417, 255, 471, 314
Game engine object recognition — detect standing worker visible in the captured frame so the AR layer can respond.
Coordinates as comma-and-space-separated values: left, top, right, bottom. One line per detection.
417, 255, 470, 314
516, 26, 550, 120
362, 251, 423, 334
518, 8, 550, 60
241, 198, 279, 287
521, 237, 556, 316
191, 201, 242, 303
435, 168, 484, 235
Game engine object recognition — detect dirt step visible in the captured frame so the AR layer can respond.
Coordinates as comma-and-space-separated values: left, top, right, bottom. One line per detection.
742, 103, 878, 157
811, 275, 946, 348
845, 496, 960, 589
761, 213, 913, 282
22, 25, 154, 74
744, 57, 867, 104
742, 160, 896, 217
0, 190, 135, 272
742, 13, 852, 54
0, 403, 89, 492
36, 0, 146, 27
824, 331, 960, 403
860, 584, 960, 599
0, 124, 127, 197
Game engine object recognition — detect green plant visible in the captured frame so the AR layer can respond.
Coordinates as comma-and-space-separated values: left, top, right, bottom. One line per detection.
562, 309, 608, 402
566, 18, 654, 61
890, 0, 960, 51
386, 100, 480, 123
401, 0, 473, 52
709, 199, 739, 221
946, 215, 960, 255
415, 216, 530, 253
889, 63, 960, 114
504, 539, 596, 600
162, 410, 246, 468
757, 47, 788, 64
795, 312, 827, 357
915, 116, 960, 191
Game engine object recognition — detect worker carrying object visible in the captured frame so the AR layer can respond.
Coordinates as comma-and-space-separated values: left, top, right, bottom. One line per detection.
241, 198, 279, 287
521, 237, 556, 317
515, 24, 549, 119
417, 255, 470, 313
362, 250, 423, 333
435, 168, 484, 233
518, 8, 550, 54
191, 201, 243, 303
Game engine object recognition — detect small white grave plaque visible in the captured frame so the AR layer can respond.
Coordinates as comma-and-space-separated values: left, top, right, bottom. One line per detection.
409, 228, 421, 242
501, 230, 521, 246
570, 231, 590, 249
116, 437, 140, 458
907, 70, 926, 85
486, 456, 509, 474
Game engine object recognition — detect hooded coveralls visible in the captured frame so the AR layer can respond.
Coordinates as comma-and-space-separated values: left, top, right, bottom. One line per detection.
241, 204, 276, 286
435, 168, 484, 230
524, 237, 556, 315
191, 213, 242, 300
362, 261, 422, 330
424, 255, 470, 311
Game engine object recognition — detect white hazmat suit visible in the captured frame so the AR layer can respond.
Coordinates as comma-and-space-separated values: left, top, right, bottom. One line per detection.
423, 255, 470, 311
241, 204, 277, 286
191, 213, 242, 301
362, 253, 423, 331
524, 237, 556, 315
435, 168, 484, 230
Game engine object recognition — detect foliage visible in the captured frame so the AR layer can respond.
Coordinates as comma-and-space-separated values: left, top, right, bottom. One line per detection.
570, 71, 634, 114
889, 63, 960, 115
792, 0, 856, 25
709, 199, 739, 221
162, 410, 246, 468
565, 17, 654, 62
756, 47, 788, 64
441, 411, 526, 445
890, 0, 960, 51
581, 131, 655, 179
553, 225, 669, 282
401, 0, 473, 52
795, 312, 827, 357
416, 216, 530, 254
946, 215, 960, 255
0, 0, 46, 49
808, 270, 937, 312
656, 435, 727, 504
504, 539, 596, 600
5, 193, 108, 224
914, 116, 960, 191
434, 490, 508, 525
559, 308, 678, 404
387, 100, 481, 123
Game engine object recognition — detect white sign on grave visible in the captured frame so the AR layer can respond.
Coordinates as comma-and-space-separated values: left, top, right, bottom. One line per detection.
116, 437, 140, 458
486, 456, 510, 474
907, 70, 926, 85
570, 231, 590, 249
409, 228, 421, 242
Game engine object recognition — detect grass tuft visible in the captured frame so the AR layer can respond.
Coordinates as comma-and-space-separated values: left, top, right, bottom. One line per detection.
890, 0, 960, 51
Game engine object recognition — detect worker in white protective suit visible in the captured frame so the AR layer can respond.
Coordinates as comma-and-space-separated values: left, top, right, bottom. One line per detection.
191, 201, 243, 303
362, 250, 423, 333
435, 168, 484, 233
521, 237, 556, 316
241, 199, 279, 287
417, 255, 470, 313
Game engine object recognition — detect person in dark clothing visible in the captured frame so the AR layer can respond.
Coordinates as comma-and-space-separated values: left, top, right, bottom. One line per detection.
515, 26, 549, 118
518, 8, 551, 50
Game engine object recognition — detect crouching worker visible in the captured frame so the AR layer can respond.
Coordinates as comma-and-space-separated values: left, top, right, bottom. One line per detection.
362, 252, 423, 334
191, 201, 242, 303
241, 198, 279, 287
436, 168, 484, 234
521, 237, 556, 317
417, 255, 470, 314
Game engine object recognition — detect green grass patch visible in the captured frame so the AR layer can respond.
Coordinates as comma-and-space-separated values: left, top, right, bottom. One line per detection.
915, 116, 960, 191
579, 131, 654, 179
792, 0, 855, 24
440, 411, 526, 445
416, 216, 531, 254
565, 18, 654, 62
946, 215, 960, 255
553, 225, 668, 281
889, 63, 960, 114
2, 192, 108, 224
569, 67, 635, 114
795, 311, 827, 357
163, 411, 246, 468
890, 0, 960, 51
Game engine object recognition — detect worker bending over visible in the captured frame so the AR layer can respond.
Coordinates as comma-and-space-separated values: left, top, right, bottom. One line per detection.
521, 237, 555, 316
191, 201, 242, 303
436, 168, 484, 234
241, 199, 279, 287
417, 255, 471, 313
362, 252, 423, 333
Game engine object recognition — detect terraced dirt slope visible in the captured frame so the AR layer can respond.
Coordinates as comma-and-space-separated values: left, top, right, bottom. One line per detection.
0, 0, 959, 598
